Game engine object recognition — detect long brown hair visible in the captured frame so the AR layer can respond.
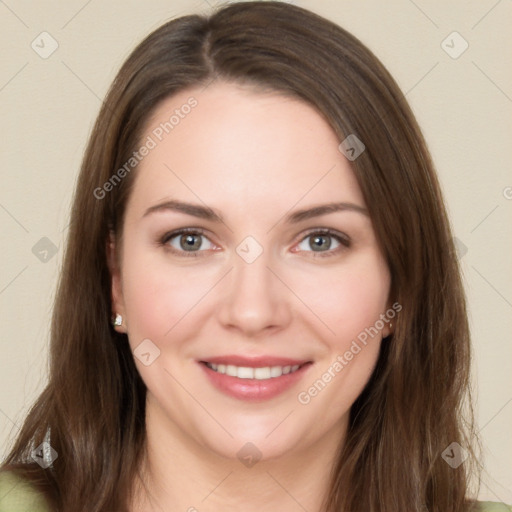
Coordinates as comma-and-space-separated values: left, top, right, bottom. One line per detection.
1, 2, 481, 510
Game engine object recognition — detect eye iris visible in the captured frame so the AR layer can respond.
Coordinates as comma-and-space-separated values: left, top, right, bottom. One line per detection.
310, 234, 331, 251
180, 234, 201, 251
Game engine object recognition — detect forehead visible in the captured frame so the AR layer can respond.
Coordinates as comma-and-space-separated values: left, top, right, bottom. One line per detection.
128, 81, 365, 217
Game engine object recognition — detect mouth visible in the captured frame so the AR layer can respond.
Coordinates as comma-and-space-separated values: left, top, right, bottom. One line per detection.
201, 361, 311, 380
197, 357, 314, 402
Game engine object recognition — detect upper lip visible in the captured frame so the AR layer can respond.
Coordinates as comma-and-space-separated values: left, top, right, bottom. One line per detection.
198, 355, 312, 367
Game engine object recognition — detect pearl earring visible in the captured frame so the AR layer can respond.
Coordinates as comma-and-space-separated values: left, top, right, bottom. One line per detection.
112, 313, 123, 327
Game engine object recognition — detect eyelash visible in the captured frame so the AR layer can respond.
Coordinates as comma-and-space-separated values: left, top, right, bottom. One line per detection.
159, 227, 351, 259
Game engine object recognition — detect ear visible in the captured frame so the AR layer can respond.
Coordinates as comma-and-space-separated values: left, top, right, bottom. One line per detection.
381, 299, 396, 339
382, 321, 393, 339
107, 230, 127, 333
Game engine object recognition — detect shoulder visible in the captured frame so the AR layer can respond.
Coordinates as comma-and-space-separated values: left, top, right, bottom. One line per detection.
475, 501, 512, 512
0, 470, 52, 512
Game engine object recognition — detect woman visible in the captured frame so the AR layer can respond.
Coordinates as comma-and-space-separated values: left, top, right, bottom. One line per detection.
0, 2, 508, 511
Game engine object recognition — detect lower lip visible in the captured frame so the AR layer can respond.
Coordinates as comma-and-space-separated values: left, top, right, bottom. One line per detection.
197, 361, 313, 402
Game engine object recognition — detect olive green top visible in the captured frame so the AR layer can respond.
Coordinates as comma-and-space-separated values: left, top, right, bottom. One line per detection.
0, 470, 511, 511
0, 471, 52, 511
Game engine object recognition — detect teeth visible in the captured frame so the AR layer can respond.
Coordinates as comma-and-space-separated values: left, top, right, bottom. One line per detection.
206, 363, 301, 379
237, 366, 254, 379
254, 367, 270, 379
225, 364, 237, 377
270, 366, 283, 378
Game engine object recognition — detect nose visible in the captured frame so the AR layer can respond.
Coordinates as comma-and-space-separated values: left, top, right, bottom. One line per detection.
216, 248, 292, 338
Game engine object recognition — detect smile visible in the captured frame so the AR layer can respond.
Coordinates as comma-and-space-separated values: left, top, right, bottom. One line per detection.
204, 362, 303, 380
198, 360, 314, 401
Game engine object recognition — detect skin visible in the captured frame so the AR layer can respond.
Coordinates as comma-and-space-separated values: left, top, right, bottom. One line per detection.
108, 81, 392, 512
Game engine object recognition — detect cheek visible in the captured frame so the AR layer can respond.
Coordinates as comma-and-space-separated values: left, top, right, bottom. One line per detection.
120, 234, 390, 355
295, 257, 389, 413
296, 253, 390, 343
120, 243, 219, 343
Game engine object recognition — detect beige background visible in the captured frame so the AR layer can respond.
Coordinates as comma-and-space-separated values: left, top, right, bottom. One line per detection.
1, 0, 510, 503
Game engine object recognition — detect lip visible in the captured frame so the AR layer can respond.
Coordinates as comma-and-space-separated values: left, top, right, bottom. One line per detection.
198, 355, 311, 367
197, 359, 314, 402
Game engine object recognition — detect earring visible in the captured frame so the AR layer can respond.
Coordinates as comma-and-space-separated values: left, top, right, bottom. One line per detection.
389, 322, 393, 330
112, 313, 123, 327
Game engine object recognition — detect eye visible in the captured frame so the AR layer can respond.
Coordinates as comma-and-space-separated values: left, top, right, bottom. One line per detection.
295, 229, 350, 257
160, 227, 351, 258
160, 228, 215, 257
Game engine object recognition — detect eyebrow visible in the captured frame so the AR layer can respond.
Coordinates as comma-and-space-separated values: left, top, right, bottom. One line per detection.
142, 199, 369, 223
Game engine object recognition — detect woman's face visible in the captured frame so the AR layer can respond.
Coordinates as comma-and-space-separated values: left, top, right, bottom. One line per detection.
110, 81, 392, 460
